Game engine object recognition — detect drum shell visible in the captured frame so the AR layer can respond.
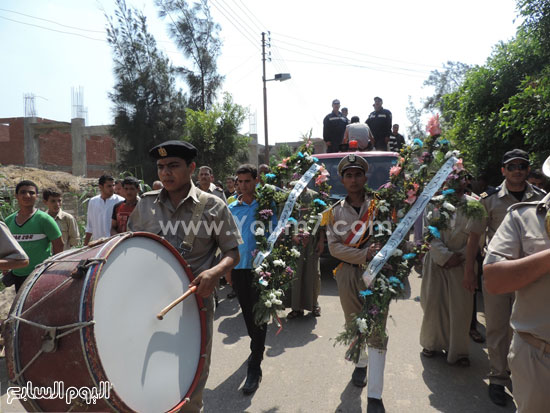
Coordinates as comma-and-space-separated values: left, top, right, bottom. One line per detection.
4, 232, 204, 412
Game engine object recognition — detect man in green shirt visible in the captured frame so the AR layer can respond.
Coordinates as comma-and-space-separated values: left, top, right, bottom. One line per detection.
4, 180, 63, 291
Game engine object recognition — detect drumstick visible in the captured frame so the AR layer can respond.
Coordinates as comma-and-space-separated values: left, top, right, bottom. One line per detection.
156, 286, 197, 320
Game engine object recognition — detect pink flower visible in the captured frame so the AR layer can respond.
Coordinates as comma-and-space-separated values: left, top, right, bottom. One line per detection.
278, 157, 290, 169
454, 158, 464, 172
389, 166, 402, 177
427, 114, 442, 136
315, 167, 330, 186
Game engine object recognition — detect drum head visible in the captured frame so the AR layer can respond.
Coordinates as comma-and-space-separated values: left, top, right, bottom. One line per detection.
92, 236, 202, 412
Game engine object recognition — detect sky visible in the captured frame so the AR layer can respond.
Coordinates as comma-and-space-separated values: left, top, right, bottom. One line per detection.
0, 0, 522, 146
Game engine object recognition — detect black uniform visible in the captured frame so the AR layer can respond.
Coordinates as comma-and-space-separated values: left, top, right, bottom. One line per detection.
366, 109, 392, 151
323, 111, 348, 153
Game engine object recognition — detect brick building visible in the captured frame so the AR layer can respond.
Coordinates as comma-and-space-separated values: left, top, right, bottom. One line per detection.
0, 117, 117, 178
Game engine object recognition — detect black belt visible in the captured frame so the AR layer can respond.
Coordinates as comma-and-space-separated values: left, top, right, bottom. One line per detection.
341, 261, 363, 268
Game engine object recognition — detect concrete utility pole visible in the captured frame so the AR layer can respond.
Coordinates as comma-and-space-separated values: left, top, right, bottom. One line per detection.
262, 32, 269, 164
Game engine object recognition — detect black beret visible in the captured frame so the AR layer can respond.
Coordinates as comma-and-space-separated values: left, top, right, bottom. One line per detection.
149, 140, 198, 160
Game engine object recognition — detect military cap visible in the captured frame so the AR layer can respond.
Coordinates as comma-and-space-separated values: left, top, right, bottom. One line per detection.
337, 154, 369, 176
149, 140, 198, 160
543, 155, 550, 177
502, 149, 529, 164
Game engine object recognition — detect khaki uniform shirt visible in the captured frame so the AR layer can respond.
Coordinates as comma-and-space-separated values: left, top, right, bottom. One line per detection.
0, 221, 28, 261
326, 197, 371, 264
484, 193, 550, 342
128, 183, 241, 276
481, 180, 545, 246
202, 183, 227, 204
52, 210, 80, 250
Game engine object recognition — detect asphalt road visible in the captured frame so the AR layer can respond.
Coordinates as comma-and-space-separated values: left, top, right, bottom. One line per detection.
1, 258, 516, 412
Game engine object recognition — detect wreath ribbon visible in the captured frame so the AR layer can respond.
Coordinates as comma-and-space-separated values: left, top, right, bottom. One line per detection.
253, 163, 321, 268
362, 156, 458, 286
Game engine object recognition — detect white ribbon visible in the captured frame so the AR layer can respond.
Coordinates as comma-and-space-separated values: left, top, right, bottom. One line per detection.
362, 156, 458, 286
253, 163, 321, 267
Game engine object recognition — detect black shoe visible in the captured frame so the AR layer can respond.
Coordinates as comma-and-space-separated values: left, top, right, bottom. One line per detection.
367, 398, 385, 413
351, 367, 367, 387
242, 369, 262, 395
488, 383, 506, 406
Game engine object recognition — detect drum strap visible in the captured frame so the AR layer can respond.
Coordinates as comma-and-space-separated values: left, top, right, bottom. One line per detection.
181, 191, 209, 253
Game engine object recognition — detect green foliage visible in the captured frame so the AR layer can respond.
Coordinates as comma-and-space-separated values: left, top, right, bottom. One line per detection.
157, 0, 224, 111
105, 0, 187, 184
183, 93, 250, 181
443, 27, 550, 183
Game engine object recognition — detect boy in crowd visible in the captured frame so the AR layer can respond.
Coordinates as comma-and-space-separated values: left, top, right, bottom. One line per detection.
43, 188, 80, 250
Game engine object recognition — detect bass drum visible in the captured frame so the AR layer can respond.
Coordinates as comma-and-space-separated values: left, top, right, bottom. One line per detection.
4, 232, 206, 412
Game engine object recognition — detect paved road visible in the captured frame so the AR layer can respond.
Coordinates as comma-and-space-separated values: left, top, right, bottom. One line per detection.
1, 259, 516, 412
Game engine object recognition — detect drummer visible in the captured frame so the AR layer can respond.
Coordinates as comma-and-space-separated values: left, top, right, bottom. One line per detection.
128, 140, 241, 412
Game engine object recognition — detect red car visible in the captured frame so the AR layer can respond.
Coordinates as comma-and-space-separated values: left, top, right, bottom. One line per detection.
313, 151, 400, 202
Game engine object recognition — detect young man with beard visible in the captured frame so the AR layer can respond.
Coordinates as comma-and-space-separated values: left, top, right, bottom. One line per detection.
464, 149, 545, 406
325, 155, 385, 413
128, 141, 241, 412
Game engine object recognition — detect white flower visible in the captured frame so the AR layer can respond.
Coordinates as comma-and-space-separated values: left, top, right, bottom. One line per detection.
269, 293, 276, 300
290, 248, 301, 258
356, 318, 368, 334
254, 267, 263, 275
264, 300, 272, 308
445, 150, 460, 159
393, 249, 403, 257
255, 227, 265, 236
273, 259, 286, 267
274, 289, 283, 297
379, 204, 389, 213
273, 299, 283, 306
427, 211, 433, 220
442, 201, 456, 212
432, 195, 444, 202
258, 278, 268, 287
397, 209, 405, 218
441, 211, 450, 220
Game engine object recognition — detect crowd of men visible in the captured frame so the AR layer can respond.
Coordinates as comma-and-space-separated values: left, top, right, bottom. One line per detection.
323, 97, 405, 153
1, 138, 549, 412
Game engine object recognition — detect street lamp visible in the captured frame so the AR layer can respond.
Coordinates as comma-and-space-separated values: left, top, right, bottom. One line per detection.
262, 72, 291, 163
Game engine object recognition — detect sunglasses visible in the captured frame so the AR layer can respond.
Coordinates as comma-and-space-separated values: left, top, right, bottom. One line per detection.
505, 163, 529, 171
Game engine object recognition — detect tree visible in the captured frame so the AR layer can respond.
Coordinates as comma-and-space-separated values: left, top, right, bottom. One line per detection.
183, 93, 250, 181
157, 0, 224, 111
423, 61, 472, 113
105, 0, 186, 183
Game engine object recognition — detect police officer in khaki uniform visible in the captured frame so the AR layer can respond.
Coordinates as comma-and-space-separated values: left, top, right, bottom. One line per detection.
326, 154, 386, 413
483, 154, 550, 413
464, 149, 545, 406
128, 141, 241, 412
197, 165, 227, 203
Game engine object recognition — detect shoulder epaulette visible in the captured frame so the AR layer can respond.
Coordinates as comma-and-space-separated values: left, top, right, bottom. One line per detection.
480, 186, 500, 199
507, 200, 540, 212
142, 189, 161, 197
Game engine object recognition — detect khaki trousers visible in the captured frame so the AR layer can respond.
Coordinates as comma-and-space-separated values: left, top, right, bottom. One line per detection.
482, 282, 514, 385
334, 263, 388, 350
180, 295, 214, 413
508, 332, 550, 413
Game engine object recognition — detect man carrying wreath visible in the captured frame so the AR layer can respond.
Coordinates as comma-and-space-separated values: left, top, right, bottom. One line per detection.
326, 154, 386, 413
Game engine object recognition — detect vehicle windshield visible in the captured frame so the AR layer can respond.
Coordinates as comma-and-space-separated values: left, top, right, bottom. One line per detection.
311, 155, 398, 200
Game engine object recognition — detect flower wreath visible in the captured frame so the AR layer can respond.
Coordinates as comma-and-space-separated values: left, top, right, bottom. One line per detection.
335, 114, 486, 363
252, 139, 331, 327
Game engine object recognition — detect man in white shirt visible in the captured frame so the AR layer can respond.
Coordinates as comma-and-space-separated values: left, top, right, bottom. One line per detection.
84, 174, 124, 245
